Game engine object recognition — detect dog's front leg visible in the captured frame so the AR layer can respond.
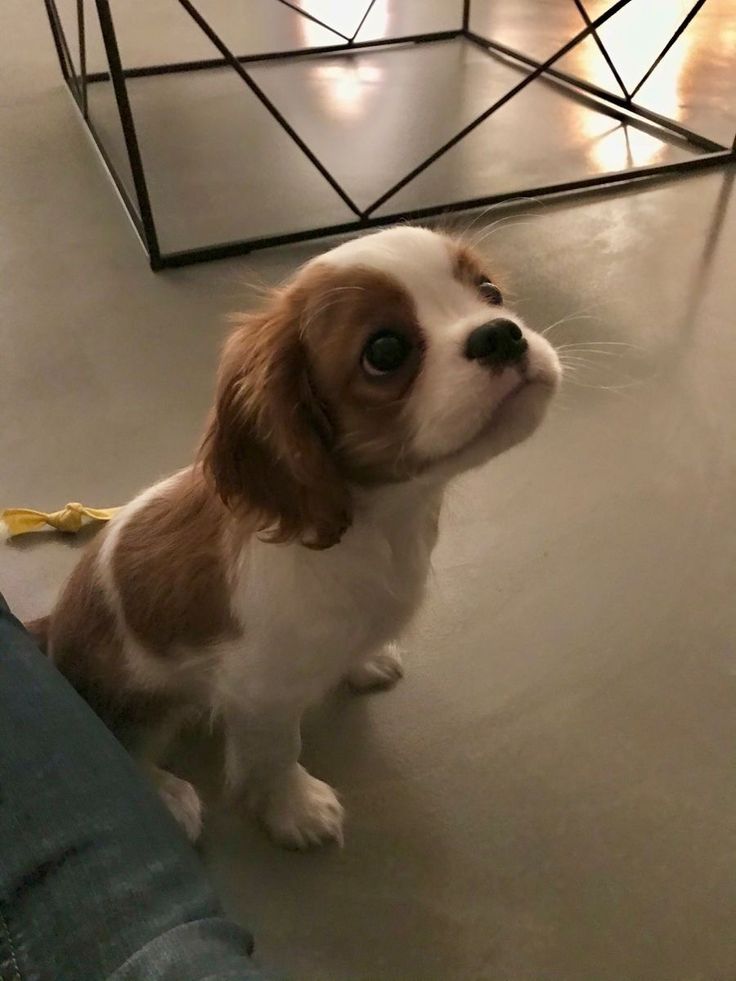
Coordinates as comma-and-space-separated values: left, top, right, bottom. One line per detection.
223, 703, 344, 850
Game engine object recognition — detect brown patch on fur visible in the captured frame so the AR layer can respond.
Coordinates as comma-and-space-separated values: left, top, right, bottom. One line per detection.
47, 476, 233, 737
113, 468, 242, 656
200, 274, 352, 549
201, 266, 406, 548
298, 264, 425, 484
48, 535, 174, 731
452, 241, 496, 291
200, 257, 431, 537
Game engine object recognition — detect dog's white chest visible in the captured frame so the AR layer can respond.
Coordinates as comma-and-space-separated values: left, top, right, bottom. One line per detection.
231, 493, 439, 693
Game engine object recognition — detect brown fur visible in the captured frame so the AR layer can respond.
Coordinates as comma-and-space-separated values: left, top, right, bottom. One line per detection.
299, 264, 425, 484
452, 240, 502, 298
200, 274, 352, 549
45, 469, 242, 732
200, 263, 426, 543
113, 467, 242, 656
47, 536, 160, 730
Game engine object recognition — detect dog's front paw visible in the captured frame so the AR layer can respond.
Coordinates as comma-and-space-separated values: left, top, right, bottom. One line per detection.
347, 642, 404, 693
151, 766, 204, 842
259, 765, 344, 850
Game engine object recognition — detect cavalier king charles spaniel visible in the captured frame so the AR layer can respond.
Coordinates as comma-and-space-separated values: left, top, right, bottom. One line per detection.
37, 226, 561, 848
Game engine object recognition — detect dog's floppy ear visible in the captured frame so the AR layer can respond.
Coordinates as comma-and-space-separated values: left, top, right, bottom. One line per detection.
201, 291, 351, 548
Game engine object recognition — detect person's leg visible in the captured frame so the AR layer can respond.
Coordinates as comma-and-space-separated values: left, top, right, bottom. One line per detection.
0, 593, 272, 981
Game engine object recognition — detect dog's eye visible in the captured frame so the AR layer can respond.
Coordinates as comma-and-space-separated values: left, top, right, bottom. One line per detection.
478, 280, 503, 305
361, 331, 410, 376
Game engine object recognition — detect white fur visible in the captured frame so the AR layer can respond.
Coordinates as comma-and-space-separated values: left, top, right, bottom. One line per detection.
215, 480, 441, 847
347, 641, 404, 691
94, 227, 560, 847
148, 765, 204, 843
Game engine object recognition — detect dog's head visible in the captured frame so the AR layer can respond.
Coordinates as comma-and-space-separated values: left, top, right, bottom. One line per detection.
202, 226, 561, 547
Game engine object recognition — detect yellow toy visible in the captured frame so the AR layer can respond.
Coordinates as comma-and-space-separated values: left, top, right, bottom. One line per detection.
0, 502, 120, 540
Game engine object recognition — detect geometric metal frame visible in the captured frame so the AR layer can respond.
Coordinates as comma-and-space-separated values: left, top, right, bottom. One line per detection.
44, 0, 736, 270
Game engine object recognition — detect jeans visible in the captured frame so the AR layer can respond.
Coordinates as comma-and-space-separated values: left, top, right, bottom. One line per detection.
0, 594, 272, 981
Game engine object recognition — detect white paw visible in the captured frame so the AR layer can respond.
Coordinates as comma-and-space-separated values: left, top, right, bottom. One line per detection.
259, 765, 344, 850
347, 643, 404, 692
151, 767, 204, 842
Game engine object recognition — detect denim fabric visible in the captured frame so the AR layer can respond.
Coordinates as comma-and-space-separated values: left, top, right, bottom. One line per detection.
0, 594, 272, 981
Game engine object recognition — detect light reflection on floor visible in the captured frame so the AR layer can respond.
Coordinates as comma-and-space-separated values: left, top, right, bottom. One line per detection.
561, 0, 734, 169
296, 0, 734, 172
583, 0, 696, 96
299, 0, 388, 120
573, 2, 698, 172
580, 116, 670, 172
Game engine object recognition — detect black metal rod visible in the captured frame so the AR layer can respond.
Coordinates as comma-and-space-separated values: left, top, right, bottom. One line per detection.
466, 31, 695, 153
462, 0, 471, 32
466, 31, 725, 153
350, 0, 378, 43
46, 0, 84, 105
156, 149, 735, 269
271, 0, 351, 43
630, 0, 708, 100
71, 94, 150, 251
77, 0, 88, 118
84, 30, 462, 83
44, 0, 70, 81
94, 0, 162, 264
174, 0, 363, 218
364, 0, 645, 217
570, 0, 630, 100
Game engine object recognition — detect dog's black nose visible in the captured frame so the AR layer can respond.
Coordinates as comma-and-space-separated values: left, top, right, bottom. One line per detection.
465, 318, 528, 366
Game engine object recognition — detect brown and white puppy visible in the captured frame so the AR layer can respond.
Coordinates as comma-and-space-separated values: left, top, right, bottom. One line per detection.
42, 226, 561, 848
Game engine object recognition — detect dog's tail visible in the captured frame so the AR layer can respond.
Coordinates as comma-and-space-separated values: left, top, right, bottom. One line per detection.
25, 615, 50, 655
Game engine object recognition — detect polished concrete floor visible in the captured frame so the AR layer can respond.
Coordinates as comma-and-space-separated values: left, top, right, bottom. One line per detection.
2, 2, 736, 980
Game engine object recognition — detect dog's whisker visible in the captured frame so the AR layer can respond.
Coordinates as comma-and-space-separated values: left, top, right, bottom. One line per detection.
559, 352, 625, 364
540, 312, 601, 338
560, 358, 601, 369
561, 357, 641, 383
452, 203, 507, 240
467, 211, 540, 239
555, 341, 644, 351
563, 375, 644, 392
470, 219, 540, 250
458, 208, 538, 242
459, 193, 551, 243
556, 346, 630, 356
558, 354, 642, 366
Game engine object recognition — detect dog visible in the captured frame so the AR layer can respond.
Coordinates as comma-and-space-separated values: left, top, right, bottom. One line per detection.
34, 226, 561, 848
